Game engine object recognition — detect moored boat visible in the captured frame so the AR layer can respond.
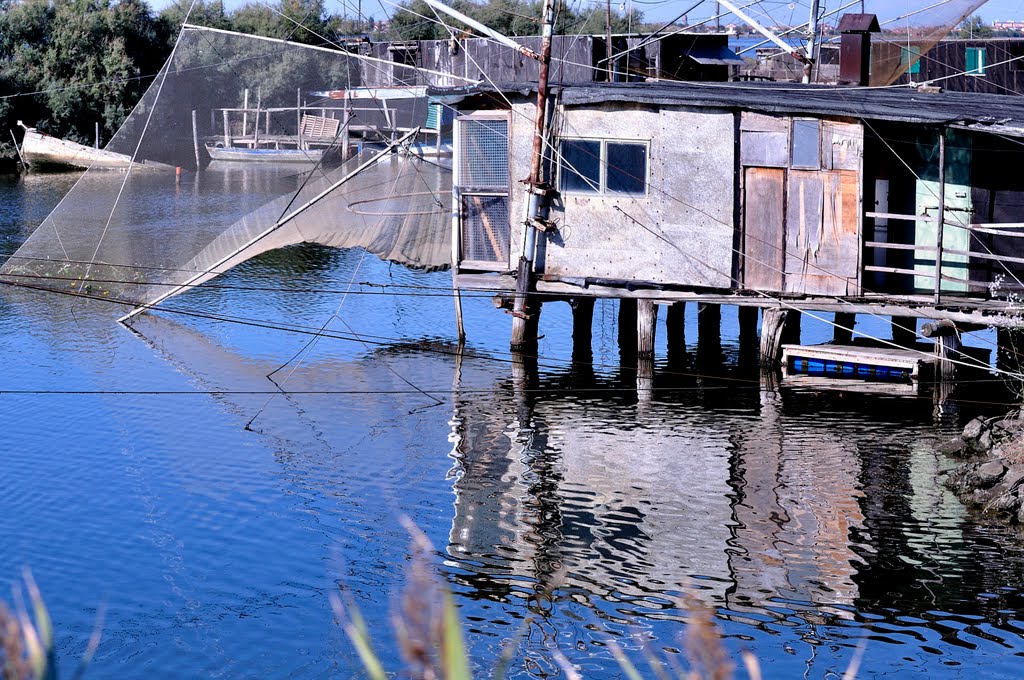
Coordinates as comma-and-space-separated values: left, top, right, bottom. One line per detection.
18, 122, 172, 172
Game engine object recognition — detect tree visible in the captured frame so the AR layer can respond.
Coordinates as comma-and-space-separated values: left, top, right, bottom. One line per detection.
957, 14, 993, 39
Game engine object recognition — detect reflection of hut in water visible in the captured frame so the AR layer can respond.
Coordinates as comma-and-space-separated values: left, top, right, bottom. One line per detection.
448, 386, 737, 603
726, 390, 865, 623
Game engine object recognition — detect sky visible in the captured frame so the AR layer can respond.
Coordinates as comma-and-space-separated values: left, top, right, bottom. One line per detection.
149, 0, 1024, 25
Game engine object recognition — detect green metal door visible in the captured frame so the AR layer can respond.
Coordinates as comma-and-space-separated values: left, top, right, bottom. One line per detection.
914, 129, 972, 293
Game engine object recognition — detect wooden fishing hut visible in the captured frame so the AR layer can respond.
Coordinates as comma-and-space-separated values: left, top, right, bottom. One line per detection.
439, 79, 1024, 374
351, 33, 742, 87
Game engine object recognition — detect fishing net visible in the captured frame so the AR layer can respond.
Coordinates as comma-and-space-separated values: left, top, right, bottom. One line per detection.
0, 26, 452, 318
861, 0, 990, 86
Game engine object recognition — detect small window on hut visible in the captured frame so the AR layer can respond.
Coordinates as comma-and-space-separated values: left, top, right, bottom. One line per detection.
558, 138, 649, 195
560, 139, 601, 193
901, 46, 922, 75
966, 47, 987, 75
790, 119, 821, 170
606, 142, 648, 194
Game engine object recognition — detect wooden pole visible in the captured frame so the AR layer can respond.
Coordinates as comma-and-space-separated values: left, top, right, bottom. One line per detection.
637, 299, 658, 359
297, 88, 303, 150
242, 88, 249, 137
666, 302, 685, 363
892, 315, 917, 347
697, 302, 722, 366
833, 311, 856, 344
572, 297, 595, 362
934, 131, 947, 304
605, 0, 613, 81
759, 307, 788, 365
618, 298, 638, 359
192, 110, 201, 170
738, 305, 759, 358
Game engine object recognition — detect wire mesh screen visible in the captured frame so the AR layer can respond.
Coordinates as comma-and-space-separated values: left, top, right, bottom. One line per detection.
0, 26, 451, 316
458, 117, 509, 189
461, 194, 510, 266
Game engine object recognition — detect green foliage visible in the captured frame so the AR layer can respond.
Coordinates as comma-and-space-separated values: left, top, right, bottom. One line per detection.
956, 14, 993, 39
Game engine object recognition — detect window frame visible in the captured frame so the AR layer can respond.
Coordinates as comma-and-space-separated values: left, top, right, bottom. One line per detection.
557, 136, 651, 197
901, 45, 922, 76
966, 46, 988, 76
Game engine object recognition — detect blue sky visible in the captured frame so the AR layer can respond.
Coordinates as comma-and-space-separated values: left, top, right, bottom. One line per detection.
151, 0, 1024, 24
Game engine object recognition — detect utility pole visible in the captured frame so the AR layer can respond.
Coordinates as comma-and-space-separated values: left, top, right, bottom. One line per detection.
510, 0, 558, 351
715, 1, 721, 32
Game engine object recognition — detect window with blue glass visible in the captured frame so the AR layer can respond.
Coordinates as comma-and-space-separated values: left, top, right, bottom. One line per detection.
901, 46, 922, 75
558, 138, 648, 196
966, 47, 987, 75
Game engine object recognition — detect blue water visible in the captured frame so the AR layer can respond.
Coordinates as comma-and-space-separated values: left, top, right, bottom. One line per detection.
1, 170, 1024, 678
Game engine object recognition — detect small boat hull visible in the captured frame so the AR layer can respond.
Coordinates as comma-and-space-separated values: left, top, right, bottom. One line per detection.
205, 144, 336, 164
20, 126, 141, 172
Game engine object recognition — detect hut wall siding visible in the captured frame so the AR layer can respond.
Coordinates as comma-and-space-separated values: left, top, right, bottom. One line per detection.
512, 104, 736, 288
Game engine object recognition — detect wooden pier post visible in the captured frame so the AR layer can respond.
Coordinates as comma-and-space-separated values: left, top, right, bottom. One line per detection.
738, 305, 759, 354
759, 308, 789, 365
571, 297, 595, 363
510, 297, 542, 352
934, 333, 961, 381
618, 298, 638, 359
666, 302, 685, 363
892, 316, 917, 347
191, 110, 202, 170
833, 311, 856, 344
697, 303, 722, 367
637, 299, 658, 359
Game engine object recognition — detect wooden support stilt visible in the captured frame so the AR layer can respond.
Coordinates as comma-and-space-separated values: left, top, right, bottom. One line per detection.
191, 110, 202, 171
510, 297, 542, 352
781, 310, 801, 345
571, 297, 595, 362
697, 303, 722, 367
738, 305, 758, 352
759, 307, 789, 366
892, 315, 917, 347
666, 302, 685, 348
618, 298, 638, 359
637, 357, 655, 404
833, 311, 856, 344
935, 333, 961, 382
637, 299, 658, 359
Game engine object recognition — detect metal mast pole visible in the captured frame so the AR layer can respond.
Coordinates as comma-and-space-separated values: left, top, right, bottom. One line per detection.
804, 0, 821, 83
510, 0, 557, 351
606, 0, 614, 81
716, 2, 721, 32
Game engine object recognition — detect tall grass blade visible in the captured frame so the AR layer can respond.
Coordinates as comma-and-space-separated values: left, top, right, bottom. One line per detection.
330, 593, 387, 680
441, 591, 472, 680
608, 640, 645, 680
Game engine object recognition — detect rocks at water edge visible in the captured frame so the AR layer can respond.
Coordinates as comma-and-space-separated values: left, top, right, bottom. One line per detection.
942, 411, 1024, 523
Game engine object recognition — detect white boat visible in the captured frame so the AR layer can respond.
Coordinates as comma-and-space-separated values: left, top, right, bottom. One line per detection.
204, 142, 336, 164
17, 122, 171, 172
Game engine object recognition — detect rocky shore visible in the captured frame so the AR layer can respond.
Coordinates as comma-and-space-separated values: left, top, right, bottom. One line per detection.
943, 412, 1024, 522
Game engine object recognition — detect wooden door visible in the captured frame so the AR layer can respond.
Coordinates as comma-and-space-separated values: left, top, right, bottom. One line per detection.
743, 167, 786, 292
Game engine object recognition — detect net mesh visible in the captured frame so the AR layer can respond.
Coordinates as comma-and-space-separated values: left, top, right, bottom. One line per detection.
1, 26, 452, 314
861, 0, 990, 86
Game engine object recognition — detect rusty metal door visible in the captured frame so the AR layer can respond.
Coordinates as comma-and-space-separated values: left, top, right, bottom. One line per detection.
743, 167, 786, 292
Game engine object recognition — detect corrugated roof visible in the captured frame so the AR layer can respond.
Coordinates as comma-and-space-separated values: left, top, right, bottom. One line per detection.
432, 80, 1024, 135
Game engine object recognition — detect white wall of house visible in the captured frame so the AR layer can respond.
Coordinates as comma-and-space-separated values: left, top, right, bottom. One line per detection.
508, 102, 737, 289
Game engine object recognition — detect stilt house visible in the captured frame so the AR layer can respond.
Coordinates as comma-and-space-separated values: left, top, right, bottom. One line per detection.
441, 80, 1024, 330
